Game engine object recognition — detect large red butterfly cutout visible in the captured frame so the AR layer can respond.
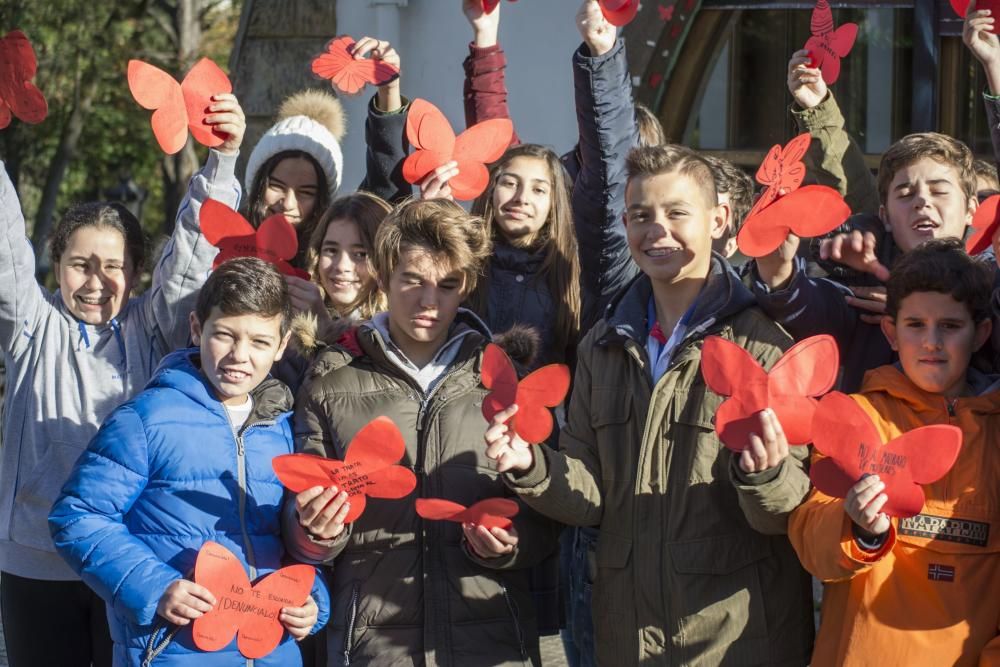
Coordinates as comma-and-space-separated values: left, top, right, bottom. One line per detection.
700, 335, 838, 451
600, 0, 641, 26
415, 497, 520, 530
745, 133, 811, 220
951, 0, 1000, 30
402, 98, 514, 201
966, 194, 1000, 255
803, 0, 858, 85
199, 199, 309, 279
810, 392, 963, 518
481, 343, 571, 444
311, 36, 400, 96
192, 541, 314, 659
128, 57, 232, 155
0, 30, 47, 129
272, 417, 417, 524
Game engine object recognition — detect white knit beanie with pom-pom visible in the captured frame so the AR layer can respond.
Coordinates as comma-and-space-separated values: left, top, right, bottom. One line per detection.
245, 89, 347, 199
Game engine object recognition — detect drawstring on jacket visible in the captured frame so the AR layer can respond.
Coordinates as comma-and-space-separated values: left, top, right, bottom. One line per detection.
77, 321, 91, 350
109, 318, 127, 371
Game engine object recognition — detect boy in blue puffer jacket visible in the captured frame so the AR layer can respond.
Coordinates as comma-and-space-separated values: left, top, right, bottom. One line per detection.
49, 257, 329, 667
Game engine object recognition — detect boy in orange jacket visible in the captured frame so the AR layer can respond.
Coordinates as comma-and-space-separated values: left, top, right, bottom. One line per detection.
789, 238, 1000, 666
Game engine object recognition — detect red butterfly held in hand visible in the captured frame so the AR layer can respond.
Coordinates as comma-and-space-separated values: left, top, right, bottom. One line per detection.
810, 392, 963, 518
271, 416, 417, 524
192, 541, 315, 659
803, 0, 858, 85
481, 343, 571, 444
700, 334, 838, 451
200, 199, 310, 279
415, 497, 520, 530
736, 133, 851, 257
482, 0, 518, 12
311, 35, 400, 96
966, 194, 1000, 255
402, 98, 514, 201
600, 0, 641, 26
128, 57, 232, 155
951, 0, 1000, 27
0, 30, 47, 129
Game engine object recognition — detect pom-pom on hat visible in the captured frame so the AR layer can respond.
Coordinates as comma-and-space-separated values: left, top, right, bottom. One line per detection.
245, 89, 347, 199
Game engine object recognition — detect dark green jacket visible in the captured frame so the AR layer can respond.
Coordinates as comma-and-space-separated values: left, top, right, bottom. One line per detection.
508, 258, 815, 666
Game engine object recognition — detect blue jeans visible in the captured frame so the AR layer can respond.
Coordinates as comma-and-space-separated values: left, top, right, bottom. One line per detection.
560, 527, 597, 667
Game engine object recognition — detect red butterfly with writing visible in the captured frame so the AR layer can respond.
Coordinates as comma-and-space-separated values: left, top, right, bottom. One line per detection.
736, 133, 851, 257
803, 0, 858, 85
700, 334, 838, 451
200, 199, 309, 279
402, 98, 513, 201
810, 392, 963, 518
272, 416, 417, 524
311, 35, 399, 96
0, 30, 47, 129
600, 0, 640, 26
966, 194, 1000, 255
192, 541, 315, 659
127, 58, 232, 155
415, 497, 520, 530
481, 343, 571, 444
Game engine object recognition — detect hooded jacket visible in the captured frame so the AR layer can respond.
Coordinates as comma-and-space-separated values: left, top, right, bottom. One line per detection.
287, 309, 561, 666
505, 257, 815, 666
789, 365, 1000, 667
49, 349, 330, 667
0, 151, 237, 581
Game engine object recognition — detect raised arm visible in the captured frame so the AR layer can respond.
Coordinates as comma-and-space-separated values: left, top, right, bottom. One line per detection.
461, 0, 521, 144
964, 4, 1000, 170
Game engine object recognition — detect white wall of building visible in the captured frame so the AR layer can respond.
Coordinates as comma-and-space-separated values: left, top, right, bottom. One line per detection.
335, 0, 583, 192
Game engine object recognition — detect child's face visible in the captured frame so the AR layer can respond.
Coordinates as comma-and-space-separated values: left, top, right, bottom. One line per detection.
317, 218, 371, 314
263, 157, 320, 227
491, 156, 552, 247
383, 246, 466, 361
189, 308, 289, 406
55, 225, 137, 325
624, 171, 725, 286
881, 157, 976, 253
881, 291, 992, 399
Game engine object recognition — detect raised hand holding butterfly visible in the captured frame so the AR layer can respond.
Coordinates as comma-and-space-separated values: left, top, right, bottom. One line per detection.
963, 2, 1000, 94
484, 404, 535, 474
463, 0, 503, 48
206, 93, 246, 155
577, 0, 618, 58
787, 48, 828, 111
351, 36, 402, 112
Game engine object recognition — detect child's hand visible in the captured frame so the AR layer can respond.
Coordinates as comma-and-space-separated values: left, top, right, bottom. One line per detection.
737, 408, 789, 474
463, 0, 501, 48
285, 275, 326, 316
844, 475, 891, 537
156, 579, 217, 626
484, 405, 534, 473
818, 229, 891, 282
576, 0, 617, 57
846, 285, 887, 325
463, 523, 519, 558
296, 485, 351, 540
755, 231, 801, 290
964, 3, 1000, 91
280, 594, 318, 640
787, 49, 828, 110
351, 36, 402, 112
419, 162, 459, 201
207, 93, 247, 156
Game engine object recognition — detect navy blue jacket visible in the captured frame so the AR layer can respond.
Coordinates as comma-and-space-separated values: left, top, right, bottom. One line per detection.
49, 349, 330, 667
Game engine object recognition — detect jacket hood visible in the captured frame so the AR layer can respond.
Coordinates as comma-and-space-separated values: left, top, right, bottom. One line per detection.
599, 253, 756, 347
289, 309, 356, 359
150, 348, 293, 421
859, 364, 1000, 415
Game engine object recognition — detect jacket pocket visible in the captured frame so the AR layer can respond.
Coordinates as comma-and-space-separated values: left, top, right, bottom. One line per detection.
12, 439, 85, 550
590, 532, 633, 617
342, 582, 360, 666
589, 387, 630, 429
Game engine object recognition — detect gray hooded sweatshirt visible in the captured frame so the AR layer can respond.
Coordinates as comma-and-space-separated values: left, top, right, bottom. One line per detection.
0, 150, 237, 580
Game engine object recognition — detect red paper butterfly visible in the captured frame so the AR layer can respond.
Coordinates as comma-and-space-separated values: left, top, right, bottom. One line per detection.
402, 98, 513, 201
0, 30, 47, 129
600, 0, 641, 26
128, 57, 232, 155
803, 0, 858, 85
745, 133, 812, 220
810, 392, 963, 518
415, 497, 520, 530
311, 35, 400, 96
951, 0, 1000, 28
700, 334, 838, 451
736, 184, 851, 257
192, 541, 315, 659
966, 194, 1000, 255
483, 0, 518, 11
200, 198, 309, 279
481, 343, 571, 444
271, 416, 417, 524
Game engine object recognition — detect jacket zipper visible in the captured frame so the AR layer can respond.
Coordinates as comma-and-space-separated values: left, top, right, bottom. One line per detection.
343, 583, 360, 665
500, 583, 528, 661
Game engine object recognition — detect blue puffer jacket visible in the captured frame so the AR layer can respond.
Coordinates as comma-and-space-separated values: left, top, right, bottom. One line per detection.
49, 349, 330, 667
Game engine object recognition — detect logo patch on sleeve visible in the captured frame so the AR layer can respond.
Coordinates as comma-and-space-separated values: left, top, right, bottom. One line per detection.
899, 513, 989, 547
927, 564, 955, 582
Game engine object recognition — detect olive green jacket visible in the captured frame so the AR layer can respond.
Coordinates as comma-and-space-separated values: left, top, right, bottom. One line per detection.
285, 311, 561, 667
507, 259, 815, 666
